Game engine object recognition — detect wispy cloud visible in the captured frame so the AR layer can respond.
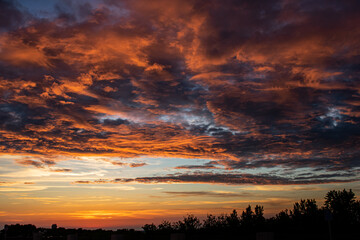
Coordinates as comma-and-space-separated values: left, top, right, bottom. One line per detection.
162, 191, 249, 198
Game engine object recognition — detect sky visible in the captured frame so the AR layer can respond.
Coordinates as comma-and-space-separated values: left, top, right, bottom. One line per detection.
0, 0, 360, 229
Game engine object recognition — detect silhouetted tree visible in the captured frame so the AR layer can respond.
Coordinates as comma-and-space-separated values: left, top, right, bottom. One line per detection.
157, 220, 173, 233
289, 198, 324, 234
174, 214, 201, 232
354, 200, 360, 223
241, 205, 254, 223
291, 199, 319, 220
273, 209, 291, 227
226, 210, 241, 229
324, 189, 358, 225
3, 224, 36, 238
203, 214, 221, 231
254, 205, 265, 224
142, 223, 157, 233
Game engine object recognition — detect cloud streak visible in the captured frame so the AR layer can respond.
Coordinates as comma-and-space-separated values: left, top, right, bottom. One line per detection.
73, 171, 358, 186
162, 191, 249, 198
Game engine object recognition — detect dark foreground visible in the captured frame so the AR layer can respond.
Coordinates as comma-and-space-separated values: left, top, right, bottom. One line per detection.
1, 226, 360, 240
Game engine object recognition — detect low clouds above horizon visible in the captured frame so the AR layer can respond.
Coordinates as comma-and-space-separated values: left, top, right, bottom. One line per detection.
0, 0, 360, 185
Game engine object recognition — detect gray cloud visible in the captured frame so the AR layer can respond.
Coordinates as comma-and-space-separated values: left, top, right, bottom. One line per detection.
73, 172, 358, 185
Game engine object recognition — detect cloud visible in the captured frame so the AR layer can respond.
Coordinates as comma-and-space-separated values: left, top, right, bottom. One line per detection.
0, 0, 359, 183
0, 0, 27, 31
72, 171, 358, 186
15, 159, 45, 168
14, 157, 72, 172
72, 179, 111, 184
174, 162, 220, 170
162, 191, 249, 198
99, 159, 147, 168
73, 181, 92, 184
118, 173, 357, 185
0, 181, 15, 186
23, 182, 35, 184
49, 168, 72, 172
15, 157, 57, 168
129, 163, 147, 168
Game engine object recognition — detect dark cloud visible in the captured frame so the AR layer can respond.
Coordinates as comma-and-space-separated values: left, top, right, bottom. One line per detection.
0, 0, 359, 183
101, 118, 130, 126
0, 0, 27, 31
73, 171, 358, 185
16, 159, 45, 168
73, 180, 91, 184
49, 168, 72, 172
15, 157, 60, 170
174, 162, 219, 170
129, 163, 147, 168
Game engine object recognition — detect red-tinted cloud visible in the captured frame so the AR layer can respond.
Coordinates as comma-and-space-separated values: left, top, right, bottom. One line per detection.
0, 0, 359, 183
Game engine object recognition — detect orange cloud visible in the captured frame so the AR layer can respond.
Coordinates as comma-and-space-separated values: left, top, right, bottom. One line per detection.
0, 35, 51, 67
0, 0, 359, 185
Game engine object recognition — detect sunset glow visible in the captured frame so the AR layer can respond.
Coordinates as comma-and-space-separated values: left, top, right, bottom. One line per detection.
0, 0, 359, 229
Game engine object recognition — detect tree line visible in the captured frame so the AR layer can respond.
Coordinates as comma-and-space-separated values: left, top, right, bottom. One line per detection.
142, 189, 360, 239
